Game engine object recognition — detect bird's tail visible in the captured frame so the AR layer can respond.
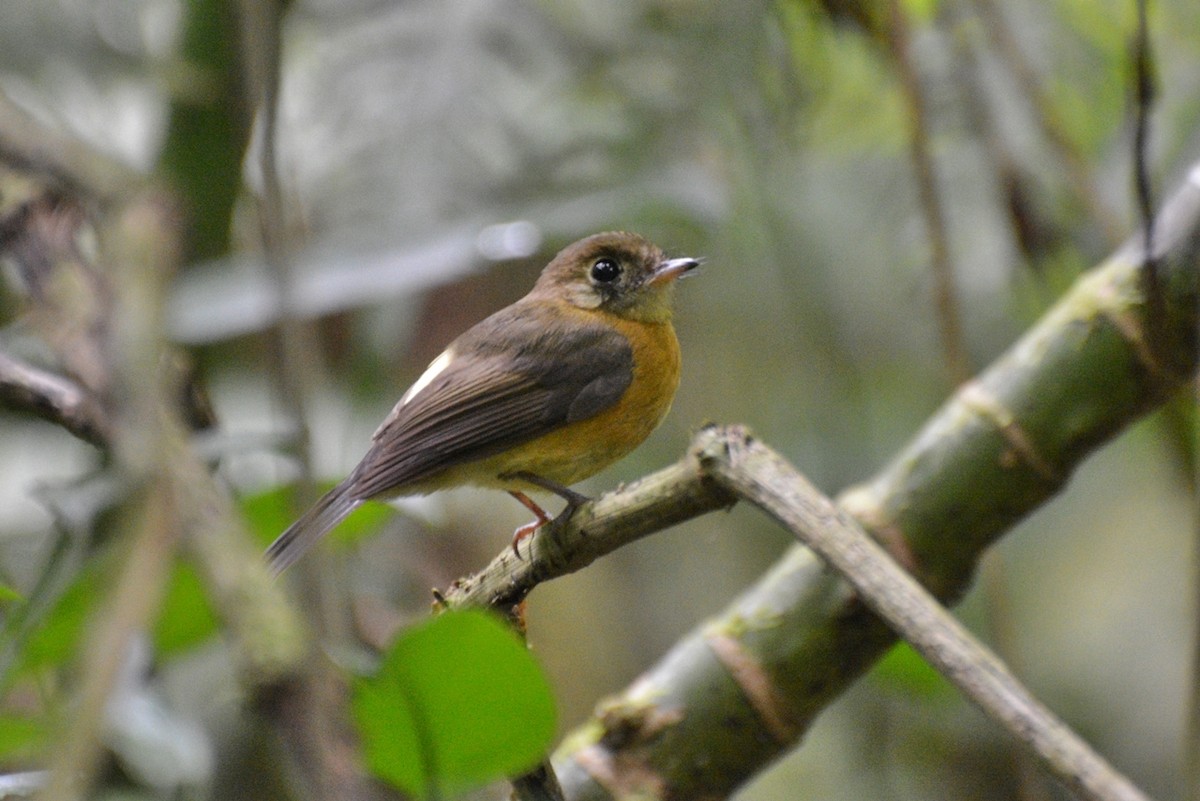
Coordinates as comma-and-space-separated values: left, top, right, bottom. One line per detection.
265, 479, 363, 576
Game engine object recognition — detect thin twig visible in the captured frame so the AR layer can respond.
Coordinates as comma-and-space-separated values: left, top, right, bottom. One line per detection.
1131, 0, 1161, 319
1124, 7, 1193, 799
886, 0, 972, 385
235, 3, 372, 799
944, 2, 1062, 272
238, 0, 317, 482
967, 0, 1126, 246
38, 486, 179, 801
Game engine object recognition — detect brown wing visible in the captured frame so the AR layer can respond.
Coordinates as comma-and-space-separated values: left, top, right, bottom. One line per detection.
347, 301, 633, 499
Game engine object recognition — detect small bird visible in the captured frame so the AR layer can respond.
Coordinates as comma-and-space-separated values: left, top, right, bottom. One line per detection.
266, 231, 699, 574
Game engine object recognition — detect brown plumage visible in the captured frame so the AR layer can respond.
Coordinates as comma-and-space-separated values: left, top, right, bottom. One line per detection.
266, 231, 698, 574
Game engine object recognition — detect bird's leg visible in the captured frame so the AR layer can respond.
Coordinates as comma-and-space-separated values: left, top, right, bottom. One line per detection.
507, 471, 591, 510
504, 473, 592, 557
508, 490, 552, 556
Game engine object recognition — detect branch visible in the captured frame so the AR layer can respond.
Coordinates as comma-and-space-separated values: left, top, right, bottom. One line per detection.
440, 451, 734, 611
449, 421, 1151, 801
0, 113, 310, 798
704, 426, 1151, 801
0, 352, 109, 445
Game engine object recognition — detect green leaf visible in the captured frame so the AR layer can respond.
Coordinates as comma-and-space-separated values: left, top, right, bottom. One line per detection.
17, 563, 102, 675
241, 485, 304, 547
0, 714, 47, 760
901, 0, 940, 22
871, 641, 951, 700
353, 609, 557, 800
152, 561, 219, 657
0, 583, 23, 606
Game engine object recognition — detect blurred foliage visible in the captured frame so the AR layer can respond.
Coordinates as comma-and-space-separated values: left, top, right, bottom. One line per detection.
0, 714, 44, 764
0, 0, 1196, 799
152, 562, 219, 657
241, 481, 394, 550
159, 0, 249, 263
11, 553, 103, 678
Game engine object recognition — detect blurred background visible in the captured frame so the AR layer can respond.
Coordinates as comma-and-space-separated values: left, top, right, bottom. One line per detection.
0, 0, 1197, 799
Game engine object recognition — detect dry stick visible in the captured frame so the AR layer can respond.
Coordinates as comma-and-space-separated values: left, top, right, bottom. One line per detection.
440, 452, 734, 611
0, 352, 109, 445
701, 428, 1153, 801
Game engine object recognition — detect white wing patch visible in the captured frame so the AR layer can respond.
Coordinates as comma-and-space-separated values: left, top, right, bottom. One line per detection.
401, 347, 455, 407
372, 347, 456, 442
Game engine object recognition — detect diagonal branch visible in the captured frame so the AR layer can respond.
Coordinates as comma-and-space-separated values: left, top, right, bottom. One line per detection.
704, 426, 1152, 801
440, 450, 734, 611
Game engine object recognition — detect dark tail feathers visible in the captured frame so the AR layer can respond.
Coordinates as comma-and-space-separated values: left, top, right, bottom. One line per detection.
265, 480, 363, 576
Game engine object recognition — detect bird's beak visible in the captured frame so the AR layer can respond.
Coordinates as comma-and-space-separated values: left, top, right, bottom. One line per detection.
650, 256, 701, 286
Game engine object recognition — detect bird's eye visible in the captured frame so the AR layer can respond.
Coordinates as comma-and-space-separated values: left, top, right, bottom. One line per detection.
590, 258, 621, 284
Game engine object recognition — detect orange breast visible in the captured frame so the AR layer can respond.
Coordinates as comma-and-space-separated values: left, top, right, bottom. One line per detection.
461, 311, 681, 490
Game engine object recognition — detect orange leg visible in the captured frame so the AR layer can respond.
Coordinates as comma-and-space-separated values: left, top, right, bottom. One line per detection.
504, 474, 592, 559
508, 490, 552, 557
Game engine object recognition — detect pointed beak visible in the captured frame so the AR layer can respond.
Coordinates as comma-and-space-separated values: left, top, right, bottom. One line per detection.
649, 256, 701, 286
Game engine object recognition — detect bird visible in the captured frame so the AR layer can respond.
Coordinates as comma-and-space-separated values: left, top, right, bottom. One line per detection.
265, 231, 699, 575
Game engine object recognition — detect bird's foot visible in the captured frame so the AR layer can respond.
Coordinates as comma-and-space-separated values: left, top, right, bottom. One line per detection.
508, 490, 552, 558
505, 475, 592, 558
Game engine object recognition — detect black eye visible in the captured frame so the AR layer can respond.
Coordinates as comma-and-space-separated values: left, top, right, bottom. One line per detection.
590, 258, 621, 284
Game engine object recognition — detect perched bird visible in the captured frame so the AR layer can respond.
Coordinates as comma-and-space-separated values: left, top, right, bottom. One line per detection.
266, 231, 699, 575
